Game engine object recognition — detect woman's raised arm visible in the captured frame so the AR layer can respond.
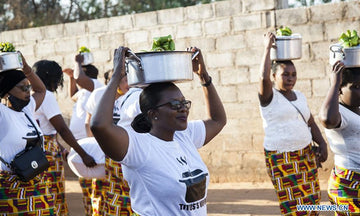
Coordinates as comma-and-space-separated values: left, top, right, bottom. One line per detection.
259, 32, 275, 107
190, 47, 226, 145
90, 47, 130, 161
319, 61, 345, 129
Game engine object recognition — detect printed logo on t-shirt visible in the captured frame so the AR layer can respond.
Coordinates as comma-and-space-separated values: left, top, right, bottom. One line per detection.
22, 124, 42, 148
178, 169, 208, 211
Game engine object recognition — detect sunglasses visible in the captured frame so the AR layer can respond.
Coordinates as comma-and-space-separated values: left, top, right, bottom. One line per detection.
154, 100, 191, 111
16, 84, 32, 92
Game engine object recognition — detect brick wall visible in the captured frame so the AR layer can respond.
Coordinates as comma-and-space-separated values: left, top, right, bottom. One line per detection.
2, 0, 359, 182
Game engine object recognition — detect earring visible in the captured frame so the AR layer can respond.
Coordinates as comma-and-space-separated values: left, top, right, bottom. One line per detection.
154, 117, 158, 120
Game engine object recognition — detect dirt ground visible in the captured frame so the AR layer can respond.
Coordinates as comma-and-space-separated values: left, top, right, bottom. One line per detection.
65, 178, 334, 216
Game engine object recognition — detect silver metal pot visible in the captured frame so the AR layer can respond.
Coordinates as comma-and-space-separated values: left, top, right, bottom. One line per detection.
81, 52, 94, 65
126, 51, 196, 87
0, 52, 23, 73
270, 34, 302, 61
329, 44, 360, 67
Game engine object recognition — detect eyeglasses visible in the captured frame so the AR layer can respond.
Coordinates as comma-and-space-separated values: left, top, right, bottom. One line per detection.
16, 84, 32, 92
154, 100, 191, 111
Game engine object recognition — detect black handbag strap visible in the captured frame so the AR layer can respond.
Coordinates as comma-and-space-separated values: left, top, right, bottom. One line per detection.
0, 112, 42, 169
23, 112, 41, 141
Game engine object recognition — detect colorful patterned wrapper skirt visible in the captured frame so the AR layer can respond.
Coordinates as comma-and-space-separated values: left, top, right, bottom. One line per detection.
78, 157, 134, 216
102, 156, 133, 216
43, 135, 68, 215
265, 144, 320, 216
328, 166, 360, 215
0, 171, 55, 215
79, 177, 93, 216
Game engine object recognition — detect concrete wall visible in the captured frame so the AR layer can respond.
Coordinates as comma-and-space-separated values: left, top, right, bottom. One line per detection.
1, 0, 360, 182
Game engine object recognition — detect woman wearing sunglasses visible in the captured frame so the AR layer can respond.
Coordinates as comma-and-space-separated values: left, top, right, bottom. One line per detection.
90, 46, 226, 215
0, 54, 56, 214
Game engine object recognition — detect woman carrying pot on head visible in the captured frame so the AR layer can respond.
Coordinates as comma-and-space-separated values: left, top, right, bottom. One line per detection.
319, 61, 360, 214
0, 54, 56, 214
258, 32, 328, 215
90, 46, 226, 215
63, 53, 103, 215
82, 68, 141, 215
33, 60, 97, 215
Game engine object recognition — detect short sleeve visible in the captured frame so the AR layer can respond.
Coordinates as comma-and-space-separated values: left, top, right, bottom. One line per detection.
85, 91, 97, 115
121, 127, 150, 169
39, 92, 62, 120
185, 120, 206, 149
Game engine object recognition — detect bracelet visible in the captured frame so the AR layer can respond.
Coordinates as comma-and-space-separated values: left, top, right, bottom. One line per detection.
201, 76, 212, 87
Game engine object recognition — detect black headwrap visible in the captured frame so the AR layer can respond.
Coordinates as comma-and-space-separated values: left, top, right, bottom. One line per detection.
0, 69, 26, 98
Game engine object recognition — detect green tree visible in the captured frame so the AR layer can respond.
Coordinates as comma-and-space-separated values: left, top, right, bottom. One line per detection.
0, 0, 218, 31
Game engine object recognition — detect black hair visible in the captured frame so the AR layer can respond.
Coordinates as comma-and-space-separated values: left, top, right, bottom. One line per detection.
82, 64, 98, 79
33, 60, 63, 92
131, 82, 178, 133
0, 69, 26, 98
104, 69, 113, 85
271, 60, 294, 74
341, 67, 360, 88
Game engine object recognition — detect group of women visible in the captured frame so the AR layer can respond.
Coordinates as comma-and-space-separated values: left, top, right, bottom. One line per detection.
259, 32, 360, 215
0, 29, 358, 216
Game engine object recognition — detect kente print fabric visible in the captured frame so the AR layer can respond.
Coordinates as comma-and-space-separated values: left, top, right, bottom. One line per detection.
102, 156, 133, 216
43, 135, 68, 215
0, 171, 55, 215
328, 166, 360, 215
265, 144, 320, 216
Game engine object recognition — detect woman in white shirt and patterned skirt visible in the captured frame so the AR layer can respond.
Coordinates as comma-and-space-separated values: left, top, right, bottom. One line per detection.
258, 32, 328, 215
319, 61, 360, 214
33, 60, 97, 215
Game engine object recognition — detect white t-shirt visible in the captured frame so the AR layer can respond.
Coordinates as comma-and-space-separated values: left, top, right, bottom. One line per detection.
325, 104, 360, 172
121, 120, 208, 216
34, 90, 62, 135
0, 97, 43, 171
85, 87, 142, 126
116, 88, 142, 127
69, 79, 103, 140
259, 89, 312, 152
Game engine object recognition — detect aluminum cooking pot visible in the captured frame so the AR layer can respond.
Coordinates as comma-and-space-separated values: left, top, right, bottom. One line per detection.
0, 52, 23, 73
81, 52, 94, 66
125, 50, 197, 87
270, 34, 302, 61
329, 44, 360, 68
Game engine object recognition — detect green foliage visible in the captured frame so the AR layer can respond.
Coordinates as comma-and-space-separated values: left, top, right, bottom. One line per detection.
151, 35, 175, 51
0, 42, 16, 52
78, 46, 91, 53
0, 0, 222, 31
276, 26, 292, 36
339, 30, 360, 48
289, 0, 348, 8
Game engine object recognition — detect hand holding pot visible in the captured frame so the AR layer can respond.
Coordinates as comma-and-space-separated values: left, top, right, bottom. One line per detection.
75, 54, 84, 65
331, 60, 345, 86
188, 47, 209, 80
19, 52, 32, 76
113, 46, 129, 79
264, 32, 276, 50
